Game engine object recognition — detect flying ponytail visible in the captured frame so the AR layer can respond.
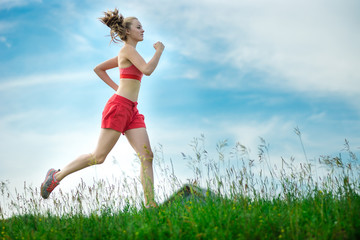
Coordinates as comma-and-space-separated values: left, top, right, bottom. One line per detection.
99, 8, 137, 43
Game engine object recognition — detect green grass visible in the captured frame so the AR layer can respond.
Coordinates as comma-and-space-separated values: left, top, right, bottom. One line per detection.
1, 134, 360, 239
2, 193, 359, 239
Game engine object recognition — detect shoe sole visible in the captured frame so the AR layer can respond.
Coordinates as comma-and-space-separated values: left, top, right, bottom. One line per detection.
41, 169, 55, 199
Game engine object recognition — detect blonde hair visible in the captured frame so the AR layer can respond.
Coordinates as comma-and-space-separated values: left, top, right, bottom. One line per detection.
99, 8, 137, 43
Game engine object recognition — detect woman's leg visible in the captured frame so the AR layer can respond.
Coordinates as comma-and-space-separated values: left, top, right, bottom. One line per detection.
55, 128, 121, 181
125, 128, 156, 207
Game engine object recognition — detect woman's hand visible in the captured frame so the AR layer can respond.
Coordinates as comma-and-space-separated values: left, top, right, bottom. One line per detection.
94, 56, 119, 91
153, 41, 165, 52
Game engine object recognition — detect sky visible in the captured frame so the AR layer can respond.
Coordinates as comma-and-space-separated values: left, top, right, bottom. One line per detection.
0, 0, 360, 201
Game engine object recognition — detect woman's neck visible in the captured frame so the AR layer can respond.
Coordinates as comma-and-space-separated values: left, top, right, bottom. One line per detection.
125, 38, 138, 48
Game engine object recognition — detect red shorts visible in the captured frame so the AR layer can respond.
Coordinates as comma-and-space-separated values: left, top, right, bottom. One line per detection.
101, 94, 146, 134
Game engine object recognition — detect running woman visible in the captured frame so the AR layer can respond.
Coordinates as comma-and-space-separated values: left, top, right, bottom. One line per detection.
40, 9, 164, 208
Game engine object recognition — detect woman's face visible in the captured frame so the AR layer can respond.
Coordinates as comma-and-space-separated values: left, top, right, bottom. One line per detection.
127, 19, 144, 42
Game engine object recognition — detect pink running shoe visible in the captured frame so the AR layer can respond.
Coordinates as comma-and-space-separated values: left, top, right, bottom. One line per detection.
40, 168, 60, 199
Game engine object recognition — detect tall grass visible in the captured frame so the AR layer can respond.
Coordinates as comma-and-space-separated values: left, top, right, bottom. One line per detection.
1, 131, 359, 239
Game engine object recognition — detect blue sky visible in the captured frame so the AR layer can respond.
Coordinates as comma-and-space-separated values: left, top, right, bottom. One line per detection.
1, 0, 359, 197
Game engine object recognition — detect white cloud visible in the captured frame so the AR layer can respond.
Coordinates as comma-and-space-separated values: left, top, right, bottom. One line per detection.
0, 0, 42, 10
2, 0, 359, 96
0, 21, 16, 32
0, 71, 92, 91
115, 0, 360, 97
67, 33, 97, 52
0, 36, 11, 47
236, 1, 360, 95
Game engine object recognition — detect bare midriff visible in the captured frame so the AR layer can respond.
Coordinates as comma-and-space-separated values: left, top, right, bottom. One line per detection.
116, 78, 141, 102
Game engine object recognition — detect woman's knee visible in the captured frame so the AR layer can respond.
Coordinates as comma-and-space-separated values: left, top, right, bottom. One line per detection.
90, 152, 107, 165
147, 150, 154, 160
139, 150, 153, 163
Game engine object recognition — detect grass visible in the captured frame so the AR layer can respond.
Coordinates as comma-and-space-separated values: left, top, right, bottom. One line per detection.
1, 192, 359, 239
1, 132, 360, 239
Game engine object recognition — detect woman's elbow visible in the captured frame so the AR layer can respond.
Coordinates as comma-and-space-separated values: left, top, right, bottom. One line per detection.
93, 66, 104, 75
93, 65, 101, 72
93, 66, 99, 73
142, 68, 154, 76
144, 72, 152, 76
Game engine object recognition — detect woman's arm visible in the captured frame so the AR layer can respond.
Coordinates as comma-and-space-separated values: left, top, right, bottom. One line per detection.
94, 56, 119, 91
122, 42, 164, 76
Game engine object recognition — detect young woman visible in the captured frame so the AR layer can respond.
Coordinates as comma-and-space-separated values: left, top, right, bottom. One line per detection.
40, 9, 164, 208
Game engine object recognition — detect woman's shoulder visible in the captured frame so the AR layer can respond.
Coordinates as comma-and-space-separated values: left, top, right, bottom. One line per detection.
118, 45, 129, 57
118, 46, 133, 66
121, 44, 139, 55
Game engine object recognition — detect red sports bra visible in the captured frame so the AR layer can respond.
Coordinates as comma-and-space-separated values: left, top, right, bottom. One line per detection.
119, 64, 143, 81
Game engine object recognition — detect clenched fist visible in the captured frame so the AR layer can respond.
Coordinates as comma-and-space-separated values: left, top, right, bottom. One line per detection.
153, 41, 165, 52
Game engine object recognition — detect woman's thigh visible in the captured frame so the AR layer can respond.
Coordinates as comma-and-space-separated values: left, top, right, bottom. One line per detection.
93, 128, 121, 162
125, 128, 153, 160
